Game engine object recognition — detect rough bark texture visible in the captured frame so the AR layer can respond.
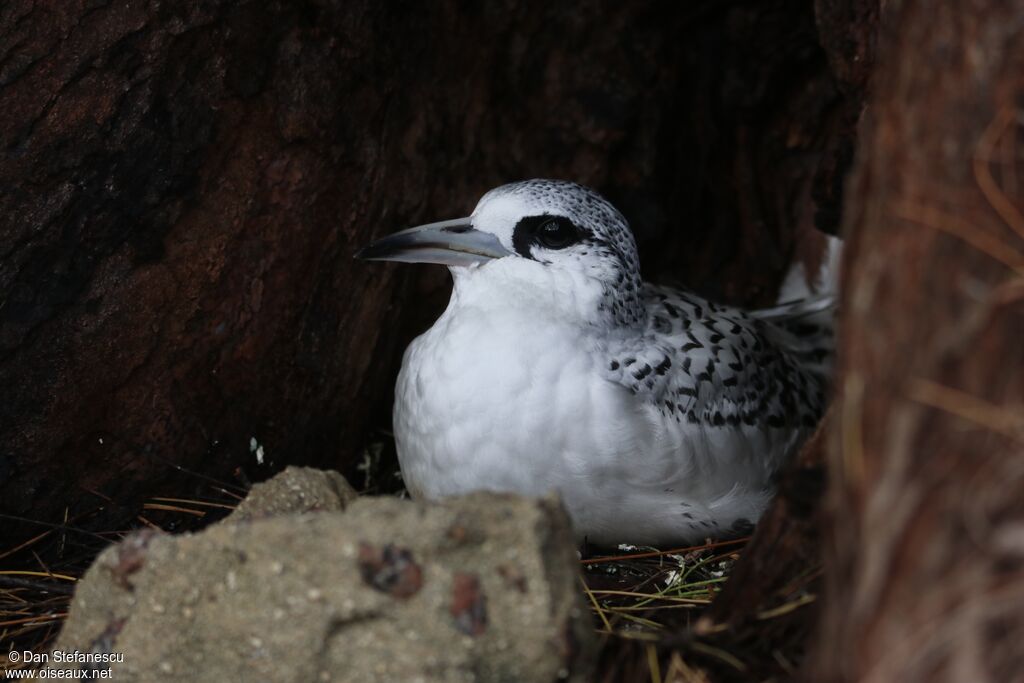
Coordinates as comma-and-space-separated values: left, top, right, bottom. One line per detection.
813, 1, 1024, 681
1, 1, 850, 546
811, 0, 878, 233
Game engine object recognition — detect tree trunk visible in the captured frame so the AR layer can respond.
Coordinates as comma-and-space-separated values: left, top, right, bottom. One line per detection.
812, 1, 1024, 680
1, 1, 846, 547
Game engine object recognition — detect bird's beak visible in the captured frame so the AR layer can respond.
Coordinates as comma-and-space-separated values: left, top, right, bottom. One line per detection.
355, 218, 512, 267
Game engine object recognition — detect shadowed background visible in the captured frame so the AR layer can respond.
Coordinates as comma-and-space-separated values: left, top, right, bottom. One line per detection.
0, 0, 861, 542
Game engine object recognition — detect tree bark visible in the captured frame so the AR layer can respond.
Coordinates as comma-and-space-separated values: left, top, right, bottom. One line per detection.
812, 1, 1024, 680
1, 1, 849, 547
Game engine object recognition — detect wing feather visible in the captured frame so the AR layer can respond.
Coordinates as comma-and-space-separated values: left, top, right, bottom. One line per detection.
605, 285, 831, 430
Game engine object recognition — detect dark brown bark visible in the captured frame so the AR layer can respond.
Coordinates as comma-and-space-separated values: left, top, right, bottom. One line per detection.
812, 1, 1024, 681
811, 0, 879, 235
1, 1, 850, 547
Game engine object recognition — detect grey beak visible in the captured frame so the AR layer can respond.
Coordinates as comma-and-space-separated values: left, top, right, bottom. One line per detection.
355, 218, 512, 267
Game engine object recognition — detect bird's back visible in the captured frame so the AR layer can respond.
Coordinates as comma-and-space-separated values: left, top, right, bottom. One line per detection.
607, 284, 831, 437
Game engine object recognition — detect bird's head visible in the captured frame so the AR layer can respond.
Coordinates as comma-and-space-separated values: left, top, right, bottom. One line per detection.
356, 180, 645, 326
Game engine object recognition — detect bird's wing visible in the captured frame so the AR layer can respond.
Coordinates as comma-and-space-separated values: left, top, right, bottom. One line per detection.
604, 284, 829, 430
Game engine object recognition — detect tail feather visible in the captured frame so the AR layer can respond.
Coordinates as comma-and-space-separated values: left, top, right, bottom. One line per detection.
776, 234, 843, 304
752, 235, 843, 380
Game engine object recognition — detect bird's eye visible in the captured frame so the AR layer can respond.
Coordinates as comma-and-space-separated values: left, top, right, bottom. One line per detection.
511, 214, 585, 258
536, 218, 578, 249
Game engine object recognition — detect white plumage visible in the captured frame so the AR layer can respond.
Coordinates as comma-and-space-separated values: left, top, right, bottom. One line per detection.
358, 180, 836, 546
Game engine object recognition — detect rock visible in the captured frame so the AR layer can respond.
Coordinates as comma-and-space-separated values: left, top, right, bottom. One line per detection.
52, 485, 595, 682
228, 466, 358, 522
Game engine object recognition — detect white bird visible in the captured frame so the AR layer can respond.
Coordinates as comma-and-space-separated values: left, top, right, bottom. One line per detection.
357, 180, 836, 547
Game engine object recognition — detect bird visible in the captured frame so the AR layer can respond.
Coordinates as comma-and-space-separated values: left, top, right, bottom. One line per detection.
357, 180, 837, 547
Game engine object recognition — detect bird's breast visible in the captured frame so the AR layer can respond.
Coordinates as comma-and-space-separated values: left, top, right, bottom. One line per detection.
393, 304, 637, 500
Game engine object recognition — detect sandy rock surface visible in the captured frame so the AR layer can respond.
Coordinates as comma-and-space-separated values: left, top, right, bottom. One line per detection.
228, 466, 359, 521
52, 468, 595, 682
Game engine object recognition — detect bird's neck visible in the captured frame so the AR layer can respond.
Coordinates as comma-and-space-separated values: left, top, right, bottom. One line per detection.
448, 260, 645, 332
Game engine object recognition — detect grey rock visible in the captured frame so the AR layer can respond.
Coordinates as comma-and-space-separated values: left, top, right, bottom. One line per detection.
52, 481, 595, 682
228, 466, 358, 522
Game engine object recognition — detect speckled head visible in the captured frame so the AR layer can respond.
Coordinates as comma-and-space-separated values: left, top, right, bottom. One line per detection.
357, 179, 645, 326
472, 181, 638, 269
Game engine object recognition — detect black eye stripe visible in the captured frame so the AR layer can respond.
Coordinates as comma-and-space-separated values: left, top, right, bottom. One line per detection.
511, 215, 585, 258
